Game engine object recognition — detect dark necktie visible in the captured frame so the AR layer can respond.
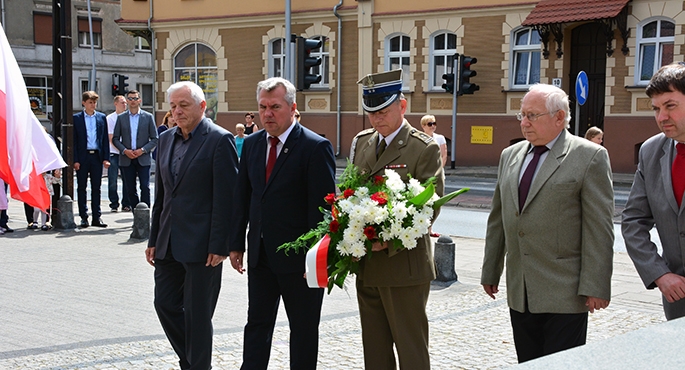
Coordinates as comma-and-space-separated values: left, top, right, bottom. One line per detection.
519, 145, 549, 212
672, 143, 685, 207
266, 136, 279, 182
377, 139, 387, 159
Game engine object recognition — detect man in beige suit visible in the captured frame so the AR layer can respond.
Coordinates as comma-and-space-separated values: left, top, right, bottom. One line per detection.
481, 84, 614, 363
350, 70, 444, 370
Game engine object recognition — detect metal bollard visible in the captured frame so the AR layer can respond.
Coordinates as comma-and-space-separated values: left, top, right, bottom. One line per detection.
130, 202, 150, 240
52, 195, 76, 230
434, 235, 458, 283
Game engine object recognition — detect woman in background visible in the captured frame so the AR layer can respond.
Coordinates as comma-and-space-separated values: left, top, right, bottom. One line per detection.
585, 126, 604, 145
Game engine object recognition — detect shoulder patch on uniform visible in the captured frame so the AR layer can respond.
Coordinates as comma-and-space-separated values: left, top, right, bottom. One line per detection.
411, 129, 434, 144
354, 127, 375, 139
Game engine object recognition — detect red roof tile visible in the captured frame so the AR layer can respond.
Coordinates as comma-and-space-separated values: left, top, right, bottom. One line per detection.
522, 0, 630, 26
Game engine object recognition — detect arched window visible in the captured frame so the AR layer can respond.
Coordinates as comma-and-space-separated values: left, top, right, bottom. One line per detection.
270, 38, 286, 78
511, 27, 541, 88
174, 43, 218, 119
637, 18, 675, 83
386, 34, 411, 90
309, 35, 330, 87
431, 32, 457, 90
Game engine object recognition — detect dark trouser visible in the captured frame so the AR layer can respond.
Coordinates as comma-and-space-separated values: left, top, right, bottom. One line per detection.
24, 202, 34, 223
107, 154, 130, 209
154, 250, 222, 370
510, 308, 588, 363
76, 152, 104, 220
242, 243, 324, 370
121, 158, 150, 208
356, 279, 431, 370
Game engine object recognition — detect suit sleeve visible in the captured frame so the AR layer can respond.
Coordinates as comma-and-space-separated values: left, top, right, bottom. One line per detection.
306, 139, 337, 229
481, 151, 508, 286
208, 132, 239, 256
99, 115, 110, 160
142, 114, 158, 153
112, 117, 125, 152
149, 135, 164, 248
73, 116, 80, 164
229, 138, 252, 253
578, 147, 615, 300
622, 146, 670, 289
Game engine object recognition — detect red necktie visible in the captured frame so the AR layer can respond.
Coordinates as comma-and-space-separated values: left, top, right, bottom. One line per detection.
519, 145, 549, 212
672, 143, 685, 207
266, 136, 279, 182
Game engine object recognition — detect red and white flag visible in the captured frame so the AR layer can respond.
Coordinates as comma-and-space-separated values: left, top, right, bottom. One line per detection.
0, 27, 66, 210
305, 235, 331, 288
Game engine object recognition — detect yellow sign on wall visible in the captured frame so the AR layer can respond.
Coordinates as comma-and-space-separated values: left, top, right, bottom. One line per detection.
471, 126, 493, 144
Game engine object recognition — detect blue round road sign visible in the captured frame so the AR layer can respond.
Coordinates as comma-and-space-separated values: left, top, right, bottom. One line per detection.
575, 71, 588, 106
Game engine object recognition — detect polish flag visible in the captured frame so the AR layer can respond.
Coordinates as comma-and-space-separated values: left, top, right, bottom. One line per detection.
0, 27, 66, 210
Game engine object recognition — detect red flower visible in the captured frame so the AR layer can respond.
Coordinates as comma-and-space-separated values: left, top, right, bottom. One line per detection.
324, 193, 336, 205
373, 175, 385, 185
343, 188, 355, 198
329, 220, 340, 233
370, 191, 388, 205
363, 226, 377, 240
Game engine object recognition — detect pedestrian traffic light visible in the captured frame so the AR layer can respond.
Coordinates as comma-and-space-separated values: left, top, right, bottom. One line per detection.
442, 73, 455, 94
111, 73, 119, 96
118, 74, 129, 95
295, 36, 322, 91
458, 55, 479, 95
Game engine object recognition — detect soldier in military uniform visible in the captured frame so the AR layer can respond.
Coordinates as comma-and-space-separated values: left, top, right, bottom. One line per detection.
350, 69, 444, 370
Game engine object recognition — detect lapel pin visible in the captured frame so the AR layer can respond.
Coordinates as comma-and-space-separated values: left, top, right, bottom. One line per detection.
284, 148, 289, 154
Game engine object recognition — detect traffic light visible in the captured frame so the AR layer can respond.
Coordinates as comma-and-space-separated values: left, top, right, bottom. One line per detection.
118, 74, 129, 95
111, 73, 119, 96
295, 36, 322, 91
442, 73, 455, 94
458, 55, 479, 95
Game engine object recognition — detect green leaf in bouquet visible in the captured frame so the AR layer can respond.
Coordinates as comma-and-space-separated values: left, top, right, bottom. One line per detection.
432, 188, 470, 209
408, 182, 436, 206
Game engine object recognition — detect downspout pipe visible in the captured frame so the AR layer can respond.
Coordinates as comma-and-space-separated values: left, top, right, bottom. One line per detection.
333, 0, 343, 156
148, 0, 155, 117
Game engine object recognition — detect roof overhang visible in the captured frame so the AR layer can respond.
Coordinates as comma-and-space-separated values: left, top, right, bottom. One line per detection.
521, 0, 631, 59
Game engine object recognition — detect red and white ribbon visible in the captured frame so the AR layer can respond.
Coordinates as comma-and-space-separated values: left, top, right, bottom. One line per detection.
306, 235, 330, 288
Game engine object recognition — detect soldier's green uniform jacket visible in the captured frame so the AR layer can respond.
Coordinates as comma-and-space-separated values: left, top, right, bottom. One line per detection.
350, 119, 445, 287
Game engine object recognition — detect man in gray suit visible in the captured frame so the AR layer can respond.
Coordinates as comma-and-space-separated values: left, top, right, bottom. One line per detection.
622, 62, 685, 320
147, 81, 238, 369
481, 84, 614, 363
113, 89, 158, 208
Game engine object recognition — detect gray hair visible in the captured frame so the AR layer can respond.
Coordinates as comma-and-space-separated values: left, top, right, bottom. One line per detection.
527, 84, 571, 128
167, 81, 206, 105
256, 77, 296, 106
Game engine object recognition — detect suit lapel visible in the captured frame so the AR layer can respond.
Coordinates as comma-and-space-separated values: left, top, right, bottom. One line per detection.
174, 119, 208, 190
659, 138, 680, 213
372, 122, 410, 174
522, 131, 566, 211
360, 131, 380, 174
265, 123, 301, 189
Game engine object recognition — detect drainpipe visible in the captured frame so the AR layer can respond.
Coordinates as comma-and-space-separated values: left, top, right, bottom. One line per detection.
333, 0, 343, 156
148, 0, 155, 117
1, 0, 5, 30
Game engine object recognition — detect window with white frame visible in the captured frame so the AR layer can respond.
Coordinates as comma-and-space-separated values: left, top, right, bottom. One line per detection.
511, 27, 541, 88
270, 38, 286, 78
77, 17, 102, 49
135, 36, 151, 52
309, 35, 330, 87
431, 32, 457, 90
637, 18, 675, 84
174, 43, 219, 120
386, 34, 411, 90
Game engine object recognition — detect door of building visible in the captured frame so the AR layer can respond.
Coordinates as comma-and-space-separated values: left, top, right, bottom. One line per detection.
569, 22, 607, 138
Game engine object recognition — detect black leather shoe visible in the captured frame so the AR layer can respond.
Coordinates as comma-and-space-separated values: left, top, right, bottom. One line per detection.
0, 226, 13, 233
91, 218, 107, 228
79, 219, 89, 228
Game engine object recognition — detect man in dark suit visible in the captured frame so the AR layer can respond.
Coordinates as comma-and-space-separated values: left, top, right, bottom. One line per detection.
350, 70, 444, 370
623, 62, 685, 320
73, 91, 110, 228
112, 89, 158, 209
481, 83, 614, 363
229, 77, 336, 370
146, 81, 238, 369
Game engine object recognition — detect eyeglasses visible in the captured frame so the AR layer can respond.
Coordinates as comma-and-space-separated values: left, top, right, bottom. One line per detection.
126, 97, 140, 101
425, 122, 436, 127
295, 115, 301, 118
516, 111, 553, 122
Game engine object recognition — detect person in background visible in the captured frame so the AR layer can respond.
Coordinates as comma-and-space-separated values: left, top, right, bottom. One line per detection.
420, 114, 447, 166
235, 123, 245, 159
294, 109, 301, 122
481, 83, 614, 363
584, 126, 604, 145
0, 179, 9, 234
244, 111, 259, 135
153, 111, 175, 160
622, 62, 685, 320
107, 95, 129, 212
33, 168, 61, 231
73, 91, 110, 228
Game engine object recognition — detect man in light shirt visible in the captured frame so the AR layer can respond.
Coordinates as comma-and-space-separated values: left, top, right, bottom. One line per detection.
106, 95, 130, 212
